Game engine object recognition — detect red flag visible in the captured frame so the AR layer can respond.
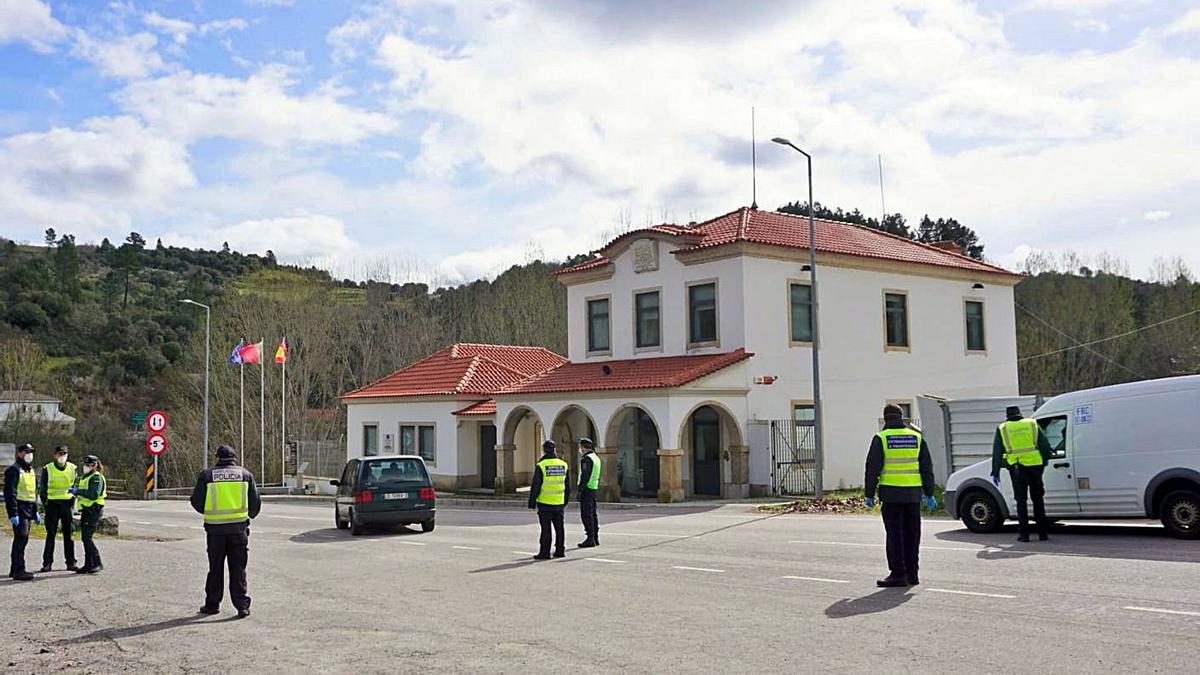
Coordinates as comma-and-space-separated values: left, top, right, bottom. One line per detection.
239, 341, 263, 364
274, 338, 288, 365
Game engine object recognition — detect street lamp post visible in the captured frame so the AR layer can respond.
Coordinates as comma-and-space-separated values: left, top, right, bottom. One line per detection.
771, 137, 824, 499
180, 299, 211, 470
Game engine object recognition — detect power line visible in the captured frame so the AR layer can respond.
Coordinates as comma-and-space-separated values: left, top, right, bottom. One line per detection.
1014, 301, 1143, 378
1018, 307, 1200, 363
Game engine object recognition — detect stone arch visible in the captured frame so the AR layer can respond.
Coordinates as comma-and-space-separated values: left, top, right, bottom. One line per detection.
496, 406, 544, 494
604, 403, 664, 499
678, 401, 748, 499
550, 404, 599, 479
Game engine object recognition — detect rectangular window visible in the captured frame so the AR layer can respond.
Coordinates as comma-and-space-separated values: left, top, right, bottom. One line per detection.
884, 292, 909, 349
587, 298, 610, 353
362, 424, 379, 457
965, 300, 986, 352
400, 424, 436, 463
635, 291, 661, 348
789, 283, 814, 343
688, 282, 718, 344
1039, 416, 1068, 459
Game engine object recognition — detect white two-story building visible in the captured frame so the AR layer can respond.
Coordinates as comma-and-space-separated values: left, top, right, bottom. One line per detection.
342, 206, 1021, 501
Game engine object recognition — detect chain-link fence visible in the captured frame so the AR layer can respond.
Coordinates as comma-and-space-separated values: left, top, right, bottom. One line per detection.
294, 440, 346, 479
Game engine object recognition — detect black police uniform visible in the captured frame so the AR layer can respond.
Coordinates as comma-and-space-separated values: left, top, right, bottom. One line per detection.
991, 411, 1055, 541
528, 447, 570, 559
864, 419, 936, 585
5, 455, 39, 579
577, 448, 599, 547
190, 452, 261, 614
40, 458, 78, 571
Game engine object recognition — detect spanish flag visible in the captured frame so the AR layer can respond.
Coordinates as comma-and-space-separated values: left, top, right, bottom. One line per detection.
274, 338, 288, 364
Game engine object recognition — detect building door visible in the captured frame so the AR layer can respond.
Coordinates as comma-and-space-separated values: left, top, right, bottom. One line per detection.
692, 407, 721, 496
480, 424, 497, 490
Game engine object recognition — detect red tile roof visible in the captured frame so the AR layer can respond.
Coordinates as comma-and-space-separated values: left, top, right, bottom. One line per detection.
498, 349, 752, 395
453, 400, 497, 416
341, 344, 567, 400
556, 206, 1017, 278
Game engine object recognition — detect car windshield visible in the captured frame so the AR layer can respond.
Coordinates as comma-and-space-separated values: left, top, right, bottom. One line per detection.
359, 459, 428, 487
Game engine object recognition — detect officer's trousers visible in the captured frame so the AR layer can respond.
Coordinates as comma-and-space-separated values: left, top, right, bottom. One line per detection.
9, 509, 32, 576
537, 505, 565, 556
43, 499, 77, 568
1010, 464, 1049, 536
205, 529, 251, 610
79, 505, 103, 570
579, 488, 599, 542
881, 501, 921, 577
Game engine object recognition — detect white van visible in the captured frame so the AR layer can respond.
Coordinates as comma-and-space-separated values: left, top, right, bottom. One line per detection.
944, 375, 1200, 539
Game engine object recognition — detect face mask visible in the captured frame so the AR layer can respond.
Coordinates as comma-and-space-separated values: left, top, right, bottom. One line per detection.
56, 457, 67, 467
83, 465, 94, 474
20, 454, 32, 466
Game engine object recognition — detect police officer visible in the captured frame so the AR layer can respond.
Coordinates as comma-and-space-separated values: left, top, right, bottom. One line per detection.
527, 440, 570, 560
190, 445, 261, 618
5, 443, 41, 580
864, 404, 937, 587
991, 406, 1054, 542
73, 455, 107, 574
576, 437, 600, 548
40, 445, 78, 572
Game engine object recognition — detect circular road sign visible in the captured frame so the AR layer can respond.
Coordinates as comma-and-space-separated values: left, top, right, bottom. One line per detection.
146, 433, 168, 456
147, 410, 168, 433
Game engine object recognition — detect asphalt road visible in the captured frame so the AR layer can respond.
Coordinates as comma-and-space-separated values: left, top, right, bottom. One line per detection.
2, 500, 1197, 674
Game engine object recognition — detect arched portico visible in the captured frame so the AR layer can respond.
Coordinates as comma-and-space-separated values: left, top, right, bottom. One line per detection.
677, 401, 749, 499
604, 404, 665, 501
497, 406, 544, 494
550, 404, 599, 483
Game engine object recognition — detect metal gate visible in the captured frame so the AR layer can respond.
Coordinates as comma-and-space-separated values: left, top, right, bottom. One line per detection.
765, 418, 822, 497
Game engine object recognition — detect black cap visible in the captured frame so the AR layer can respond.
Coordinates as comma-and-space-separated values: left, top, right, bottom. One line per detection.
54, 445, 68, 455
216, 445, 237, 459
578, 437, 595, 449
82, 455, 99, 465
17, 443, 33, 452
883, 404, 904, 420
542, 440, 557, 452
1005, 405, 1023, 418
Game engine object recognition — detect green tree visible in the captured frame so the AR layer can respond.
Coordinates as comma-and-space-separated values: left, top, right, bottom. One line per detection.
53, 234, 81, 301
44, 228, 57, 246
916, 215, 984, 259
114, 232, 146, 310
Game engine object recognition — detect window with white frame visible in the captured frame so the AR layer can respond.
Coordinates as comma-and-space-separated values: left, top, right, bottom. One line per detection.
884, 291, 910, 349
789, 282, 814, 343
363, 424, 379, 457
965, 300, 986, 352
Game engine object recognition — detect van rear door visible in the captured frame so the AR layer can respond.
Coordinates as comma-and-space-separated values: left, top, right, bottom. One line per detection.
1037, 414, 1081, 515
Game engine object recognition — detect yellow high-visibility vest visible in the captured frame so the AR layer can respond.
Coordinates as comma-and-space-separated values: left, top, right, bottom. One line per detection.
535, 458, 569, 506
1000, 419, 1044, 467
877, 428, 923, 488
204, 470, 249, 524
76, 472, 106, 508
15, 469, 37, 503
578, 452, 601, 491
44, 461, 78, 501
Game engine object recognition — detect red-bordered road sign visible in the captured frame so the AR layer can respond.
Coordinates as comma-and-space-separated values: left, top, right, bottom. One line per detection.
147, 410, 168, 433
146, 433, 168, 456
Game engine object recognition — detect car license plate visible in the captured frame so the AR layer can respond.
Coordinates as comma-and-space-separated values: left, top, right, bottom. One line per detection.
384, 492, 408, 500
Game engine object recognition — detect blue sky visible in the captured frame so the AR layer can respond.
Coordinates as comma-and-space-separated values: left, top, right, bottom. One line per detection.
1, 0, 1199, 282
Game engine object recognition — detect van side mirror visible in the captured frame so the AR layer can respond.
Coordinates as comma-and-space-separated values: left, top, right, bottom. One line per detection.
329, 479, 340, 486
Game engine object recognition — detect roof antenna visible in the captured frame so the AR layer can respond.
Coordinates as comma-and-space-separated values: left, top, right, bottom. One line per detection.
751, 106, 758, 210
878, 154, 886, 229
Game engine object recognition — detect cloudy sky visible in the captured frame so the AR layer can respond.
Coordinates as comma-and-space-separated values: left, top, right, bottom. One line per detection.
1, 0, 1198, 283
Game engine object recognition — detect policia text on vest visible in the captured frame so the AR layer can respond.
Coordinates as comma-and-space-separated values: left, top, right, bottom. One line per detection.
864, 410, 937, 588
190, 446, 262, 618
528, 441, 571, 560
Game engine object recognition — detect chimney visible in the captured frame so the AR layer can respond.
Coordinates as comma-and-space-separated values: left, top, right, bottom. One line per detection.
930, 240, 966, 255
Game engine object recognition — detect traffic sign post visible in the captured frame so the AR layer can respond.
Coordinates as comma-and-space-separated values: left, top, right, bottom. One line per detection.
146, 431, 168, 501
147, 410, 168, 433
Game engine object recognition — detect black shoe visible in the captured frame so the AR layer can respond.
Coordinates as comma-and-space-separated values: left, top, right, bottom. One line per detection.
533, 554, 551, 561
907, 576, 920, 586
876, 574, 907, 588
553, 550, 566, 559
1017, 534, 1030, 543
198, 606, 219, 615
39, 564, 52, 573
74, 566, 90, 574
236, 608, 251, 619
1038, 533, 1049, 541
10, 571, 34, 581
85, 564, 103, 574
66, 564, 79, 572
577, 539, 597, 549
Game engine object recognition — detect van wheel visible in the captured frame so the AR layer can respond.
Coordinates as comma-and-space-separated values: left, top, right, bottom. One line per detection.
335, 509, 349, 530
1159, 490, 1200, 540
421, 518, 435, 533
350, 510, 365, 536
961, 490, 1003, 533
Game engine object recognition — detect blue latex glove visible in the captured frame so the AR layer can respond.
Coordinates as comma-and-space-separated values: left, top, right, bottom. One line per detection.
864, 497, 876, 508
991, 475, 1001, 487
33, 512, 42, 525
9, 516, 18, 527
923, 495, 938, 511
68, 486, 79, 495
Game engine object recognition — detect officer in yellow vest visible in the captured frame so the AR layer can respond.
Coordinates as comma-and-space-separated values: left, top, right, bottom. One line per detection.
5, 443, 42, 580
864, 404, 936, 587
991, 406, 1054, 542
189, 445, 261, 618
527, 440, 570, 560
576, 437, 601, 549
40, 445, 79, 572
72, 455, 107, 574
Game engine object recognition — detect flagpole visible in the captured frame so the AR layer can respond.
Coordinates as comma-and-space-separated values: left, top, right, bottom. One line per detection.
280, 338, 287, 486
239, 362, 245, 454
260, 338, 266, 483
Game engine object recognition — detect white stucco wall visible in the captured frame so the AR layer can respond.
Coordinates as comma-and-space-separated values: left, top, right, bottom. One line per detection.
344, 398, 464, 480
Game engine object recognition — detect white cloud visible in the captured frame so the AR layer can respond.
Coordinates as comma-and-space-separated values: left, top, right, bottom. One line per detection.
200, 18, 249, 36
70, 30, 166, 79
0, 0, 67, 52
1144, 210, 1171, 221
115, 65, 397, 145
143, 11, 195, 45
1072, 18, 1109, 33
1164, 9, 1200, 36
166, 213, 355, 258
0, 116, 194, 234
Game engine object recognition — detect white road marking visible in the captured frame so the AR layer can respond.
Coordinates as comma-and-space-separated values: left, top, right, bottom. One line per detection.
585, 558, 626, 564
926, 588, 1016, 599
672, 566, 725, 573
452, 545, 482, 551
135, 521, 153, 525
161, 523, 178, 528
782, 576, 849, 584
603, 532, 688, 539
513, 551, 537, 556
789, 540, 987, 553
1124, 606, 1200, 618
397, 541, 426, 546
189, 526, 203, 530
